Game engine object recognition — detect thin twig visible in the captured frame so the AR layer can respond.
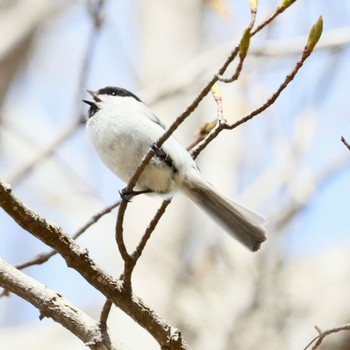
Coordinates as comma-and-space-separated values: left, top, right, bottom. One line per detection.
227, 48, 311, 130
251, 4, 293, 36
303, 323, 350, 350
100, 299, 113, 333
122, 199, 172, 290
217, 6, 256, 83
341, 136, 350, 151
16, 200, 120, 270
132, 199, 172, 262
216, 50, 246, 83
75, 200, 121, 238
190, 122, 225, 160
115, 200, 133, 265
190, 47, 312, 158
9, 120, 82, 185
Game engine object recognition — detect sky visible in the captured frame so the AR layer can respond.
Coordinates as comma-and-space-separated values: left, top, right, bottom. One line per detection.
1, 0, 350, 338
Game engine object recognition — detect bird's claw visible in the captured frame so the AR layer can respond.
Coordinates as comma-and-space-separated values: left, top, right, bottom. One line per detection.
119, 188, 133, 202
119, 188, 153, 202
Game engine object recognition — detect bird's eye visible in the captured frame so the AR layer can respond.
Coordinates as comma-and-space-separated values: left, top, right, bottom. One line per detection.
112, 91, 116, 96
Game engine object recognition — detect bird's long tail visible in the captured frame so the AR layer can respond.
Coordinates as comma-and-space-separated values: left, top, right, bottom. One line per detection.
181, 171, 267, 251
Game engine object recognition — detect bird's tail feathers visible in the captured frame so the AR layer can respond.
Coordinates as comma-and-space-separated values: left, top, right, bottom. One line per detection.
181, 171, 267, 251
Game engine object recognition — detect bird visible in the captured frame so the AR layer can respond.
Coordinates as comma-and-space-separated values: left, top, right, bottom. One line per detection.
83, 86, 267, 251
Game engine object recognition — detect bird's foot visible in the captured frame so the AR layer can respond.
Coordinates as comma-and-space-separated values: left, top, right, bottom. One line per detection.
119, 188, 153, 202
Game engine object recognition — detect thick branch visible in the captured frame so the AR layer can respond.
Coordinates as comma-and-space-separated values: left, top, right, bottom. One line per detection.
16, 200, 120, 270
0, 258, 123, 350
0, 178, 190, 350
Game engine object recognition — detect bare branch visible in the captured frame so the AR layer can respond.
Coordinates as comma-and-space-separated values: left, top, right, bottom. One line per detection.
217, 6, 256, 83
251, 2, 296, 36
341, 135, 350, 151
227, 48, 312, 130
16, 200, 120, 270
100, 299, 113, 336
115, 199, 133, 265
122, 199, 172, 290
8, 119, 82, 185
304, 323, 350, 350
0, 258, 124, 350
190, 45, 314, 158
0, 178, 191, 350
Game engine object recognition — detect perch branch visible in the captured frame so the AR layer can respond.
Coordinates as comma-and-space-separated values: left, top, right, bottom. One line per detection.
0, 178, 191, 350
0, 258, 123, 350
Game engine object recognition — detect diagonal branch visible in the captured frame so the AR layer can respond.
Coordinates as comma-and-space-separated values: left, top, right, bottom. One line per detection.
16, 200, 120, 270
0, 258, 124, 350
304, 323, 350, 350
0, 178, 191, 350
341, 135, 350, 151
251, 1, 297, 36
122, 199, 172, 290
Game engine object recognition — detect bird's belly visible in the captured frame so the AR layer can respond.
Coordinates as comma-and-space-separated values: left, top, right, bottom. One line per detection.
95, 132, 177, 193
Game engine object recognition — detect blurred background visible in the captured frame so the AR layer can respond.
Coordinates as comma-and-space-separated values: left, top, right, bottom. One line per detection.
0, 0, 350, 349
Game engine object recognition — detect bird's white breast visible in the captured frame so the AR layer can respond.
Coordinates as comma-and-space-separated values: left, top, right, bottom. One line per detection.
86, 100, 195, 193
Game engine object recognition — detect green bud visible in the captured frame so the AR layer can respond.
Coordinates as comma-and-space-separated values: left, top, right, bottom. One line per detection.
280, 0, 296, 8
306, 16, 323, 51
239, 28, 251, 57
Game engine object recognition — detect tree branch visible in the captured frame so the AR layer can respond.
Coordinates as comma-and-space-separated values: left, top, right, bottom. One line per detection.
190, 43, 315, 159
121, 199, 172, 291
0, 258, 124, 350
341, 135, 350, 151
251, 1, 296, 36
0, 178, 190, 350
16, 200, 120, 270
304, 323, 350, 350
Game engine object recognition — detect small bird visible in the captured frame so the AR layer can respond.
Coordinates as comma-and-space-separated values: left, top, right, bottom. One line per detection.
83, 86, 267, 251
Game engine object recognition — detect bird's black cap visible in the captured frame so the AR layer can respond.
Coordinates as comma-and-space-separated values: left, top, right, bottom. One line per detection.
97, 86, 141, 102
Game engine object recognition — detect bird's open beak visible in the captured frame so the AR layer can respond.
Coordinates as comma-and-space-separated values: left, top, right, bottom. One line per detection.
82, 99, 95, 107
82, 90, 101, 107
87, 90, 102, 102
83, 89, 102, 103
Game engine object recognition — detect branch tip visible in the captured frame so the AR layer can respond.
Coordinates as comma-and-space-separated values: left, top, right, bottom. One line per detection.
279, 0, 296, 9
